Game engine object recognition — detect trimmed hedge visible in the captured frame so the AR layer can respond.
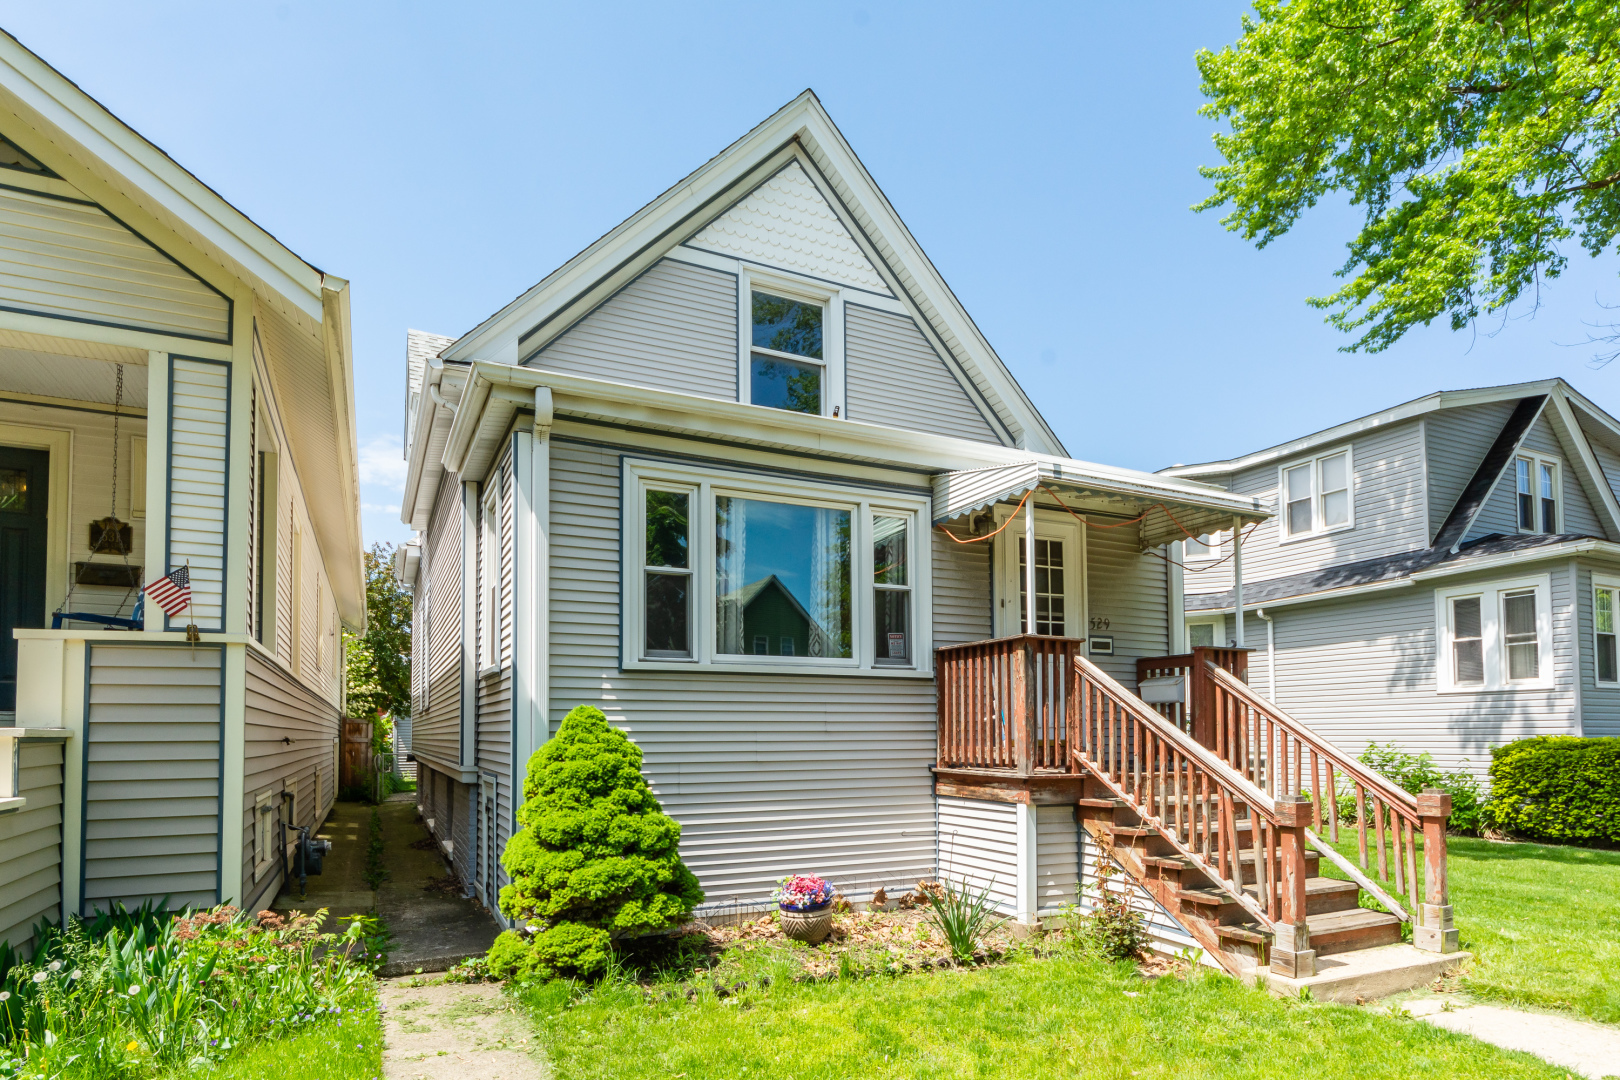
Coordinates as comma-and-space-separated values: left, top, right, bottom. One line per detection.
1486, 736, 1620, 845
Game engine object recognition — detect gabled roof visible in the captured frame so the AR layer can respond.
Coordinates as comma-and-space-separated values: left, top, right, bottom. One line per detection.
1430, 396, 1548, 551
433, 90, 1064, 455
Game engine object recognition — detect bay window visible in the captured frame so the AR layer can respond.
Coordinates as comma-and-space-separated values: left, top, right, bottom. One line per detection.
627, 460, 929, 672
1435, 575, 1552, 692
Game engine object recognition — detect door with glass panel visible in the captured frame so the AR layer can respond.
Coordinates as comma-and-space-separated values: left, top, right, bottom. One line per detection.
0, 446, 48, 712
993, 514, 1083, 639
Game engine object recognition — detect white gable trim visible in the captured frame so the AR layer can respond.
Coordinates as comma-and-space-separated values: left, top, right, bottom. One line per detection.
440, 92, 1060, 455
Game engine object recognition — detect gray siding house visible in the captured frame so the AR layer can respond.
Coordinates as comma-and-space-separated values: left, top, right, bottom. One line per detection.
396, 91, 1270, 931
1162, 380, 1620, 782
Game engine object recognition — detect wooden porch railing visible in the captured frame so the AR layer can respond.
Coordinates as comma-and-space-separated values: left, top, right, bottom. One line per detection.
1135, 646, 1249, 741
1204, 663, 1454, 947
1073, 653, 1309, 940
935, 635, 1083, 775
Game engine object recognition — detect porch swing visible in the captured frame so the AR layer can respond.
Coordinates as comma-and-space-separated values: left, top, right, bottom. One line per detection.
51, 363, 144, 631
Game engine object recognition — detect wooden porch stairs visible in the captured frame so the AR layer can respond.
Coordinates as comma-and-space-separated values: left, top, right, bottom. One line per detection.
935, 637, 1468, 997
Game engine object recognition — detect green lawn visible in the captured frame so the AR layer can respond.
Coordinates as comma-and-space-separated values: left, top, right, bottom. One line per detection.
519, 952, 1568, 1080
1319, 832, 1620, 1024
171, 1008, 384, 1080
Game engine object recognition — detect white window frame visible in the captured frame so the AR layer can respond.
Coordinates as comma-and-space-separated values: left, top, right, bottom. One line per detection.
1434, 574, 1553, 693
1186, 616, 1224, 649
623, 458, 931, 675
1593, 575, 1620, 687
1277, 447, 1355, 543
1513, 452, 1562, 534
478, 484, 501, 676
737, 266, 845, 419
253, 789, 276, 874
1181, 533, 1221, 562
989, 505, 1086, 639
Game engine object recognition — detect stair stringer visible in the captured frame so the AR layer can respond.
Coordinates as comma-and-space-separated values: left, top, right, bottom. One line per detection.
1076, 813, 1256, 977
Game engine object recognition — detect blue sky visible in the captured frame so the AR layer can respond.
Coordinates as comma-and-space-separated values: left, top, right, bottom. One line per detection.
11, 3, 1618, 547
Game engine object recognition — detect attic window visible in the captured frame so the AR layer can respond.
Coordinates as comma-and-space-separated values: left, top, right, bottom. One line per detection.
0, 135, 50, 176
750, 291, 823, 415
1515, 455, 1559, 534
1280, 449, 1352, 540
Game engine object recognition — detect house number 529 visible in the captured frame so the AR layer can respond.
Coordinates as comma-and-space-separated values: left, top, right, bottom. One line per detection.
1089, 617, 1110, 631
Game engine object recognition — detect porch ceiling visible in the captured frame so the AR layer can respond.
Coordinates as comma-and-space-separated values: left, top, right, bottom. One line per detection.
0, 345, 147, 407
932, 460, 1270, 549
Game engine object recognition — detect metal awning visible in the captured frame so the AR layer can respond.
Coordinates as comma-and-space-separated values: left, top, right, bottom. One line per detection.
932, 459, 1270, 549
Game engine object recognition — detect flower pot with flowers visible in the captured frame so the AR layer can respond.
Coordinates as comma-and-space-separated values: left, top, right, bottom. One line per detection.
774, 875, 836, 944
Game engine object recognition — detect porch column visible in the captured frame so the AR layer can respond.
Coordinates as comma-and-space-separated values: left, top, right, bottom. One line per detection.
1014, 800, 1037, 924
1024, 491, 1037, 634
1231, 516, 1244, 648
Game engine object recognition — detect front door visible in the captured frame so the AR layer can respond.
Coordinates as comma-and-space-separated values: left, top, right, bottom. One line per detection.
993, 509, 1084, 638
0, 446, 49, 711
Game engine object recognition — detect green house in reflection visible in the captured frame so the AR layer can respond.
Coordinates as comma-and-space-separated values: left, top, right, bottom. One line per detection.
718, 574, 834, 657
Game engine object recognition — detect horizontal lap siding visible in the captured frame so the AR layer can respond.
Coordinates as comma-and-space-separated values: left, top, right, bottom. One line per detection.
1426, 402, 1516, 540
937, 797, 1017, 913
550, 442, 936, 904
0, 187, 229, 341
83, 644, 221, 913
1035, 804, 1078, 912
1259, 566, 1580, 782
1524, 416, 1601, 536
529, 258, 737, 399
1086, 521, 1168, 683
0, 400, 147, 621
242, 648, 341, 913
844, 305, 997, 442
1186, 419, 1427, 599
931, 530, 990, 646
0, 740, 64, 952
167, 358, 229, 629
415, 478, 463, 771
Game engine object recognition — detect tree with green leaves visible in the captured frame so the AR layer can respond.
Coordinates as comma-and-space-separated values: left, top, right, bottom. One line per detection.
1196, 1, 1620, 356
343, 542, 411, 719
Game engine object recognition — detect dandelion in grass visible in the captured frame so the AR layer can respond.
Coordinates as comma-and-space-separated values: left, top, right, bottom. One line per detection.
69, 970, 81, 981
0, 991, 10, 1001
128, 985, 141, 996
31, 972, 45, 984
47, 961, 61, 972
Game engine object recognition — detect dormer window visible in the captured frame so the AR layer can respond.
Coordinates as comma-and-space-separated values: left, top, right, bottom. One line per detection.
1280, 449, 1352, 540
750, 291, 823, 414
1515, 455, 1559, 533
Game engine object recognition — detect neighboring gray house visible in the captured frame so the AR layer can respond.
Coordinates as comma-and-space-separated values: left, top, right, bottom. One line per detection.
1161, 380, 1620, 781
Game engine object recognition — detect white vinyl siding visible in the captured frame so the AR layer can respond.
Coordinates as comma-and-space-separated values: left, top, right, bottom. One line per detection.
0, 739, 64, 952
1468, 416, 1600, 540
932, 528, 991, 647
241, 647, 341, 914
1035, 804, 1079, 912
686, 161, 891, 295
1578, 562, 1620, 737
166, 357, 229, 629
844, 304, 998, 442
549, 438, 936, 903
82, 644, 222, 914
1181, 420, 1426, 599
0, 187, 229, 341
1424, 401, 1517, 541
1085, 519, 1171, 685
415, 477, 465, 772
937, 796, 1018, 913
1229, 566, 1580, 783
528, 258, 738, 399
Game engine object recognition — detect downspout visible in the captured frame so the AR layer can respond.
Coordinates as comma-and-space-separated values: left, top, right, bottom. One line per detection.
1256, 608, 1276, 702
1231, 516, 1245, 648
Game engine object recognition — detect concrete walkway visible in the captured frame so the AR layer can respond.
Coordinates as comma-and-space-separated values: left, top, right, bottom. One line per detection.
379, 977, 543, 1080
1402, 998, 1620, 1079
273, 798, 500, 977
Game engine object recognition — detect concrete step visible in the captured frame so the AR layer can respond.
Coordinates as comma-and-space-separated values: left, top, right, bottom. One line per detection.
1258, 943, 1470, 1004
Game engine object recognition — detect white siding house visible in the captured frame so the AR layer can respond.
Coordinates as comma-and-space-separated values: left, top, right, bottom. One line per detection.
1165, 380, 1620, 781
398, 92, 1266, 925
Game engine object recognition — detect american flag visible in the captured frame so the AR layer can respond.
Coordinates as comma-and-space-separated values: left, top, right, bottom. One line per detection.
143, 565, 192, 618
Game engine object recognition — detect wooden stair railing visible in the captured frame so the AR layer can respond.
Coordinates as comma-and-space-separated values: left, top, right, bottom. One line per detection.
936, 635, 1083, 775
1073, 653, 1319, 977
1204, 664, 1458, 954
1136, 646, 1249, 741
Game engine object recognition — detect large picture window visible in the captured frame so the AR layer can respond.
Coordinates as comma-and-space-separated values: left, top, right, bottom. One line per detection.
627, 460, 928, 673
1435, 575, 1552, 692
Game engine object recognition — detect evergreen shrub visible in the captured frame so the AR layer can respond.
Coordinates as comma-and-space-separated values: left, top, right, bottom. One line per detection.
492, 705, 703, 980
1485, 736, 1620, 845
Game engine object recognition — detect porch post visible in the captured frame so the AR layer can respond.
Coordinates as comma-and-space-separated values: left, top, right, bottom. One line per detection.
1231, 516, 1245, 648
1271, 795, 1315, 978
1024, 490, 1037, 634
1414, 788, 1458, 953
1014, 800, 1037, 924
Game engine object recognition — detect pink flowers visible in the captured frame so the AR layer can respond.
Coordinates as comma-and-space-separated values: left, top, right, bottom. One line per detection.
773, 874, 834, 910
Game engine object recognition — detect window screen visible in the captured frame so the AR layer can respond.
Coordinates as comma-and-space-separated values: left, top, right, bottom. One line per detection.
1451, 596, 1484, 685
